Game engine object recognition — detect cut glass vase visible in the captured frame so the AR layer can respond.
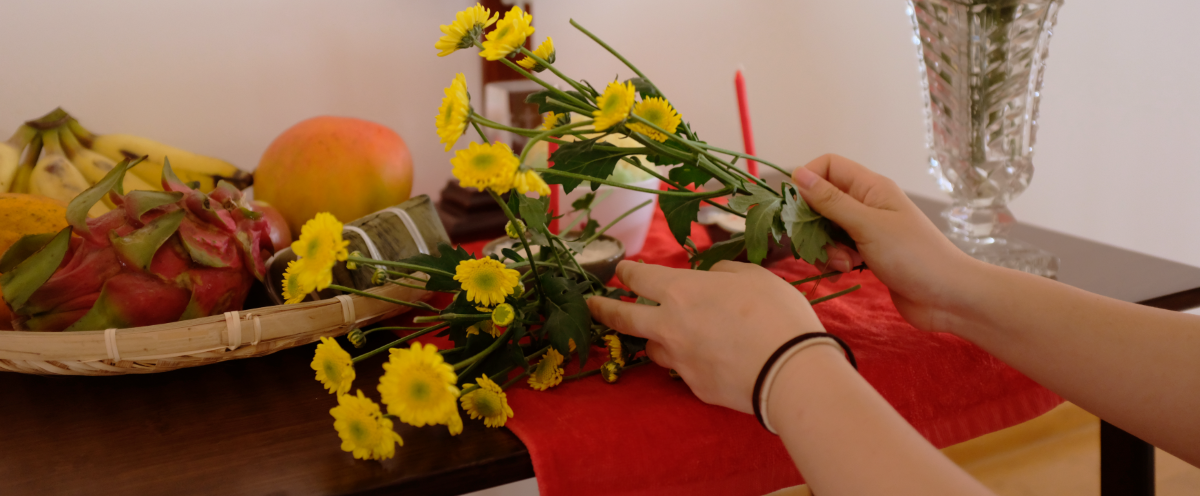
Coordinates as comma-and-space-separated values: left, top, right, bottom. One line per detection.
908, 0, 1063, 278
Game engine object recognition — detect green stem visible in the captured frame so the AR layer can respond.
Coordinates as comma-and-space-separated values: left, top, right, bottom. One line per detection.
569, 19, 660, 96
471, 120, 491, 145
499, 58, 594, 111
460, 364, 518, 395
352, 323, 448, 363
537, 169, 731, 197
384, 270, 428, 282
387, 279, 429, 291
688, 141, 790, 176
328, 284, 440, 311
489, 189, 545, 301
453, 326, 514, 371
618, 156, 744, 218
440, 346, 466, 355
345, 255, 453, 277
517, 119, 595, 166
582, 199, 651, 245
413, 313, 490, 323
502, 370, 531, 390
788, 263, 867, 286
629, 115, 772, 193
808, 285, 862, 306
518, 46, 595, 99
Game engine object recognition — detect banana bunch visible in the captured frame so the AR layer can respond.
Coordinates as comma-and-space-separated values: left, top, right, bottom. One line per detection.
0, 108, 253, 216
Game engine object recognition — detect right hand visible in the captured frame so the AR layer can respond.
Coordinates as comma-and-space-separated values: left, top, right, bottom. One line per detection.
793, 154, 983, 333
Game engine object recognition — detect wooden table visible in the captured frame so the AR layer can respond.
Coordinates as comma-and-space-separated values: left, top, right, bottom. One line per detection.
1, 194, 1196, 495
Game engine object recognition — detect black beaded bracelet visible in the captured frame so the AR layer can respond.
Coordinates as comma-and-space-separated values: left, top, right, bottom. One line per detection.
751, 332, 857, 434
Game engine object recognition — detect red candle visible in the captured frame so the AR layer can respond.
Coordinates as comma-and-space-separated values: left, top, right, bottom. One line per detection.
734, 69, 758, 177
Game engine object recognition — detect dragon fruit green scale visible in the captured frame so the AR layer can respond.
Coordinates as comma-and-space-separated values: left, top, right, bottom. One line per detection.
0, 157, 273, 332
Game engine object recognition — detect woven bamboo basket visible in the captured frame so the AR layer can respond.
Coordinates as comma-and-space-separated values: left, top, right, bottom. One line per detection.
0, 194, 450, 376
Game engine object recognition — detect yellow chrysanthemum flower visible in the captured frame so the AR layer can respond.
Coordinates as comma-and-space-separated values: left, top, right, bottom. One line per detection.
435, 4, 498, 57
450, 142, 520, 194
603, 334, 625, 367
512, 169, 551, 197
461, 375, 515, 428
528, 348, 564, 391
331, 390, 403, 461
379, 342, 460, 427
479, 6, 535, 61
291, 212, 350, 290
453, 257, 521, 307
516, 37, 555, 72
542, 111, 564, 131
313, 336, 356, 394
592, 80, 637, 131
282, 259, 315, 304
491, 303, 515, 327
627, 97, 682, 143
436, 73, 471, 151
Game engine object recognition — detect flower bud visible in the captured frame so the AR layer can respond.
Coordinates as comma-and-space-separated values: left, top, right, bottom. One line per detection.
347, 328, 366, 348
371, 269, 388, 286
491, 303, 515, 327
346, 251, 364, 270
505, 220, 526, 239
601, 360, 620, 383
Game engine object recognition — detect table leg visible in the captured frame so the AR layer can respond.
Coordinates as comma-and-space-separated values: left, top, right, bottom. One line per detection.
1100, 420, 1155, 496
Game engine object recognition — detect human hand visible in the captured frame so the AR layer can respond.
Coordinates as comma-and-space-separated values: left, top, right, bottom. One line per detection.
587, 260, 826, 414
793, 154, 981, 333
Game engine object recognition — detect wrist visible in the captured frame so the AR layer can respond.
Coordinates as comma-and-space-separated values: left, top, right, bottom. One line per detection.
764, 344, 859, 435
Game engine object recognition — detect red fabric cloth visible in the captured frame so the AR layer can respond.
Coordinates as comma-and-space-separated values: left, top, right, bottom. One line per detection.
424, 210, 1062, 495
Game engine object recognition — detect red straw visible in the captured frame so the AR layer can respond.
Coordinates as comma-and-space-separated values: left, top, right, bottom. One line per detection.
547, 142, 560, 234
734, 69, 758, 177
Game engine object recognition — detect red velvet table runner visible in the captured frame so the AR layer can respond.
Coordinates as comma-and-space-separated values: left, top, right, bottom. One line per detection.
441, 209, 1061, 495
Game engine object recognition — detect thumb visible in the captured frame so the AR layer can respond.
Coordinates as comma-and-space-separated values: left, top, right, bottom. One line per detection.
792, 166, 871, 236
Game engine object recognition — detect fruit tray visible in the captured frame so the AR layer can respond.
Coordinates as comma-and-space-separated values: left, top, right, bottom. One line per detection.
0, 195, 449, 376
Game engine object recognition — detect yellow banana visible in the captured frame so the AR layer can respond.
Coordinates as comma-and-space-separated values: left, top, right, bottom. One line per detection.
0, 125, 37, 192
78, 127, 252, 192
29, 129, 107, 217
60, 128, 160, 193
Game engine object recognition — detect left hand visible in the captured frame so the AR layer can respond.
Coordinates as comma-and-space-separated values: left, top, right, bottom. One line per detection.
587, 260, 826, 414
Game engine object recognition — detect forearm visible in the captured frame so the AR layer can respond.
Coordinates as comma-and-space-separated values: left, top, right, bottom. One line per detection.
948, 261, 1200, 463
768, 345, 993, 496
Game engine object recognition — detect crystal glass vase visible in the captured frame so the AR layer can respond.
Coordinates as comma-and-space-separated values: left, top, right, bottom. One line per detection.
907, 0, 1063, 278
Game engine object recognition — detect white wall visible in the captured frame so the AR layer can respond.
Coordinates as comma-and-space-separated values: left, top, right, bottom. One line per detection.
4, 0, 1199, 271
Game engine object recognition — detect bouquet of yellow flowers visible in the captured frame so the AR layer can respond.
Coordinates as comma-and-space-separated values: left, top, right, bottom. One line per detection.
290, 4, 859, 461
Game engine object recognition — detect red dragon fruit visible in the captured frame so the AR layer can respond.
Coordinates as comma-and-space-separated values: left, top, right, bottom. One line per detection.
0, 158, 273, 331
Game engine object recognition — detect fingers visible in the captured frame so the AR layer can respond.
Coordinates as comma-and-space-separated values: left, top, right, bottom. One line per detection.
708, 260, 761, 275
791, 161, 873, 236
614, 260, 684, 303
799, 154, 900, 207
586, 295, 662, 341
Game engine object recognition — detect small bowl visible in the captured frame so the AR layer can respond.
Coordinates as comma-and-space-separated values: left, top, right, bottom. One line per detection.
483, 233, 626, 283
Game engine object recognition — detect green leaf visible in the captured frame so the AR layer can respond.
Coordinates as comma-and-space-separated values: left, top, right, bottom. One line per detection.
540, 274, 591, 368
0, 227, 71, 313
667, 162, 713, 188
780, 185, 835, 264
525, 89, 590, 115
544, 139, 628, 193
571, 192, 596, 211
645, 138, 690, 166
657, 193, 703, 246
690, 234, 746, 271
110, 209, 186, 270
516, 194, 551, 245
396, 243, 475, 292
694, 155, 740, 187
744, 198, 783, 264
124, 190, 184, 222
728, 183, 778, 214
0, 232, 57, 273
500, 247, 525, 263
67, 157, 137, 234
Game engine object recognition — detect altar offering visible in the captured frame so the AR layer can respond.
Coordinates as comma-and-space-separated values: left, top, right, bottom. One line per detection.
297, 4, 864, 462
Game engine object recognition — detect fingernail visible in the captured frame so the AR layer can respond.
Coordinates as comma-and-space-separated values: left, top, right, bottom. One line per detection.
793, 167, 819, 189
835, 259, 852, 273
